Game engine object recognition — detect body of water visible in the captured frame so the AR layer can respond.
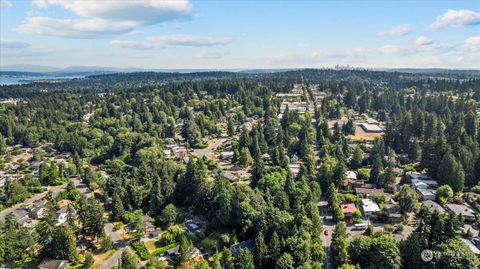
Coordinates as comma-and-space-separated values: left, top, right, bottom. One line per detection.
0, 75, 83, 85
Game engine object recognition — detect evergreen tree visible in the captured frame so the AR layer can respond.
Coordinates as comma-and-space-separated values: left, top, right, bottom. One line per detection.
276, 253, 295, 269
437, 152, 465, 192
394, 185, 417, 215
350, 147, 363, 169
160, 203, 177, 227
370, 154, 384, 185
235, 249, 255, 269
119, 249, 138, 269
399, 233, 422, 269
112, 191, 125, 220
51, 226, 78, 263
332, 222, 349, 268
255, 232, 268, 268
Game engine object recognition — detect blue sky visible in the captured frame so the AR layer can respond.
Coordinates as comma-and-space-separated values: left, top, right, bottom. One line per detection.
1, 0, 479, 69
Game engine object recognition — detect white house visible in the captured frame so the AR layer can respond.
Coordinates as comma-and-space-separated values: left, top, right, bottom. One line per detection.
56, 206, 76, 226
361, 199, 380, 217
221, 151, 234, 160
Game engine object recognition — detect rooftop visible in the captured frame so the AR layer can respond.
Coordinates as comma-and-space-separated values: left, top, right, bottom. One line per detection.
446, 203, 475, 218
421, 200, 445, 214
360, 123, 383, 133
341, 203, 357, 214
355, 187, 385, 196
361, 199, 380, 213
462, 239, 480, 255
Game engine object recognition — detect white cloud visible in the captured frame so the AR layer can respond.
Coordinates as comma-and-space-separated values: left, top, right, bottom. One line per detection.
110, 40, 156, 50
112, 35, 235, 49
0, 40, 30, 48
17, 17, 137, 38
19, 0, 193, 37
148, 35, 234, 46
414, 36, 453, 52
430, 9, 480, 30
414, 35, 433, 47
464, 36, 480, 51
378, 24, 412, 36
0, 0, 12, 8
31, 0, 192, 25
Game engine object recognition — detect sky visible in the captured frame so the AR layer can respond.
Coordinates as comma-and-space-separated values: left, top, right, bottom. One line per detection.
0, 0, 479, 70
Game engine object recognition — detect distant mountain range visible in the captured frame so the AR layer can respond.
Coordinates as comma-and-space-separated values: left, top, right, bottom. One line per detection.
1, 64, 479, 76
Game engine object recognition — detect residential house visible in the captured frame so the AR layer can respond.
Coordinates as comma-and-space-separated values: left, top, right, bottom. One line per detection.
446, 203, 476, 222
38, 259, 69, 269
418, 188, 436, 201
163, 149, 172, 159
407, 172, 438, 189
231, 240, 254, 256
143, 215, 156, 234
185, 220, 201, 234
13, 208, 31, 225
340, 203, 357, 220
31, 161, 41, 170
220, 151, 234, 160
345, 171, 357, 181
462, 239, 480, 256
56, 206, 76, 226
57, 199, 72, 209
360, 123, 383, 133
421, 200, 445, 214
355, 187, 385, 197
30, 201, 46, 219
361, 199, 381, 217
163, 245, 180, 262
172, 146, 187, 159
288, 162, 302, 176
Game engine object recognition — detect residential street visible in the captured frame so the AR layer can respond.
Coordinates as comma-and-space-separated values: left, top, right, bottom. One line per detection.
100, 223, 128, 269
191, 137, 227, 159
0, 183, 64, 220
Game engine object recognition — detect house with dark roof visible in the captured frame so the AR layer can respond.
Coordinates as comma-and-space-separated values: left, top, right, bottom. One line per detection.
446, 203, 476, 222
355, 187, 385, 197
30, 201, 46, 219
422, 200, 445, 214
230, 240, 254, 256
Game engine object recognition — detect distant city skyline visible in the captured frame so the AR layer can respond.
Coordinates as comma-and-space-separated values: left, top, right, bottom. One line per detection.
1, 0, 479, 69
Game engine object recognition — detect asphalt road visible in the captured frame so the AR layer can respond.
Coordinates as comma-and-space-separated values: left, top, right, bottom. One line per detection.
0, 183, 64, 220
100, 223, 128, 269
191, 138, 227, 159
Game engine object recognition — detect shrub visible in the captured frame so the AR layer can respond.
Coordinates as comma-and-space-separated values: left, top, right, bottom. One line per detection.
471, 185, 480, 195
131, 241, 150, 260
396, 223, 404, 233
113, 222, 123, 231
357, 168, 370, 181
384, 224, 395, 233
152, 243, 177, 257
83, 252, 94, 268
100, 235, 113, 252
